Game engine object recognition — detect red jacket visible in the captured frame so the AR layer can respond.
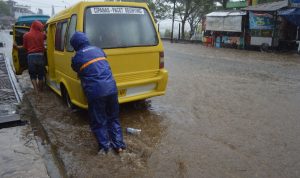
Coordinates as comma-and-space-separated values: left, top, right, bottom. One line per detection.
23, 20, 45, 54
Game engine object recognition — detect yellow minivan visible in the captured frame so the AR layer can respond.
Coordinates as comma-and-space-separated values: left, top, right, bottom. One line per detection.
10, 15, 50, 75
45, 1, 168, 109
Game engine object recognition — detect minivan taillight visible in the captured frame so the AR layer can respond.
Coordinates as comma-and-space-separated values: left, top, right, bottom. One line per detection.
159, 51, 164, 69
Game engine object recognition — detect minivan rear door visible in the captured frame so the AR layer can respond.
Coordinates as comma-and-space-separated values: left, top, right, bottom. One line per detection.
11, 26, 29, 75
84, 6, 160, 75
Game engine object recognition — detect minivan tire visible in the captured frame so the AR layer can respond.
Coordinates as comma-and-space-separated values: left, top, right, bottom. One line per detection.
61, 85, 75, 109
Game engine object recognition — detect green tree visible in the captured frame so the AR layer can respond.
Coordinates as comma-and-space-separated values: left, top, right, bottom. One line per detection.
214, 0, 228, 9
164, 28, 171, 37
187, 0, 213, 39
120, 0, 171, 21
0, 0, 11, 16
166, 0, 213, 39
257, 0, 278, 4
148, 0, 171, 21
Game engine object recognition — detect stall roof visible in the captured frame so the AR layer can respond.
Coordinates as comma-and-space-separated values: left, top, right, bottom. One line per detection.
243, 0, 288, 12
279, 8, 300, 15
279, 8, 300, 26
206, 11, 246, 17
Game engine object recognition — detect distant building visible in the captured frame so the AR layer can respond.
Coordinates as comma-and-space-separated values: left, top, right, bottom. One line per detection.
5, 0, 16, 16
52, 5, 55, 17
0, 16, 15, 28
14, 4, 35, 19
5, 0, 35, 19
37, 8, 43, 15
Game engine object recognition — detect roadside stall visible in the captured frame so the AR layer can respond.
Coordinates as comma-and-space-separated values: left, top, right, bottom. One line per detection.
243, 0, 288, 51
279, 8, 300, 53
278, 0, 300, 53
204, 11, 247, 49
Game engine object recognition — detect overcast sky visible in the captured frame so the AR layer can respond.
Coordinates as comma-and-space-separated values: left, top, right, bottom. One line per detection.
12, 0, 244, 16
11, 0, 243, 36
12, 0, 101, 16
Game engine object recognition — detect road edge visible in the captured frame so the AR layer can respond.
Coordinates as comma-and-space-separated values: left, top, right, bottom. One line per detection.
22, 94, 68, 178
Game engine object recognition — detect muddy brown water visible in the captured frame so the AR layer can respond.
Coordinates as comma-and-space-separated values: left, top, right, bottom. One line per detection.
14, 40, 300, 178
22, 88, 165, 178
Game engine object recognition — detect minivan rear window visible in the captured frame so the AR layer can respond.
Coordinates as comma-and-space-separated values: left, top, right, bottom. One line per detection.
84, 6, 158, 49
15, 27, 29, 45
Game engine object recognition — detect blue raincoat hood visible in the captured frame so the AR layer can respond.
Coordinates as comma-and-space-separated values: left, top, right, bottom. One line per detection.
70, 32, 90, 51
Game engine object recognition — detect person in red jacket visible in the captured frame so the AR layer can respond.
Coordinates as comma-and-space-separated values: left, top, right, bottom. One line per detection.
15, 20, 45, 93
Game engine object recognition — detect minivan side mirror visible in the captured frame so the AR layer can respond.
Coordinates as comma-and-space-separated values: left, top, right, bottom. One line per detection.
9, 31, 13, 35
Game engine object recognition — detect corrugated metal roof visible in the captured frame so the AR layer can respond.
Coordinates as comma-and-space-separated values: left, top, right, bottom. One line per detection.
206, 11, 246, 17
243, 0, 288, 12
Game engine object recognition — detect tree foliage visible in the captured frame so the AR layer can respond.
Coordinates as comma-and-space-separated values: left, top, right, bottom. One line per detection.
121, 0, 171, 21
187, 0, 213, 39
0, 0, 11, 16
214, 0, 228, 9
164, 28, 171, 37
148, 0, 171, 21
165, 0, 214, 39
110, 0, 215, 39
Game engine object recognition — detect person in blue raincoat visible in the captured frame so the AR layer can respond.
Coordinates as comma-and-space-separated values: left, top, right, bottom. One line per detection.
70, 32, 126, 154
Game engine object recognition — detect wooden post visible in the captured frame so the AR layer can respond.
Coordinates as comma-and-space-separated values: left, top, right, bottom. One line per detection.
271, 11, 278, 49
297, 26, 299, 40
171, 0, 176, 43
178, 23, 181, 40
243, 15, 246, 49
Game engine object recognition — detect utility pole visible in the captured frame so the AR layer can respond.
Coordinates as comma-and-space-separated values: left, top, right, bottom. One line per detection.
51, 5, 55, 16
170, 0, 176, 43
178, 23, 181, 40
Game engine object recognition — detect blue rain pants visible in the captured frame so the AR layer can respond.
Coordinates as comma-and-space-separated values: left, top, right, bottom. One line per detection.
88, 93, 126, 151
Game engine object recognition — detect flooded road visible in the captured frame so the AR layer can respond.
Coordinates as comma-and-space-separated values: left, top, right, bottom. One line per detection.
23, 90, 165, 177
7, 33, 300, 178
146, 42, 300, 178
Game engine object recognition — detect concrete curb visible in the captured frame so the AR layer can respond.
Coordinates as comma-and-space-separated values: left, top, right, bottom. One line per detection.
0, 31, 63, 177
4, 54, 65, 177
0, 53, 50, 177
0, 53, 20, 123
4, 54, 23, 103
22, 94, 68, 178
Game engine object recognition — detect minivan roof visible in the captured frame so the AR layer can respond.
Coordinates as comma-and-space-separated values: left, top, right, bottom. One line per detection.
16, 15, 50, 26
48, 1, 149, 23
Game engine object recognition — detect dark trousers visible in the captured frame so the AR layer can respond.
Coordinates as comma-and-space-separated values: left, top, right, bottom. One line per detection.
27, 53, 45, 80
88, 94, 126, 151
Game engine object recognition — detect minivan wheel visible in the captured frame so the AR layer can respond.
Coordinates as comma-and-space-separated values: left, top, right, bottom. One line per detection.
61, 86, 75, 109
65, 91, 73, 109
132, 99, 148, 109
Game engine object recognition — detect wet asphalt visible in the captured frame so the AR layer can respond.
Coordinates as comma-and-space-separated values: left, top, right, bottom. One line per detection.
0, 31, 50, 178
2, 30, 300, 177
